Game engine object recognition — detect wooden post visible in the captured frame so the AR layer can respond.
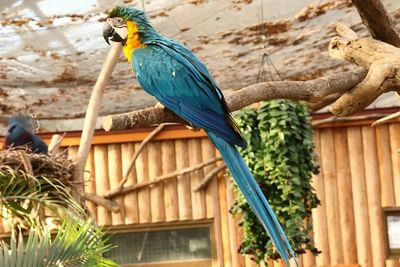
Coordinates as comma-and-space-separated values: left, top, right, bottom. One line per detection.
188, 139, 206, 220
74, 43, 122, 190
108, 144, 124, 225
121, 143, 139, 224
148, 141, 165, 223
226, 180, 239, 267
161, 140, 179, 222
333, 128, 357, 264
311, 130, 330, 266
347, 127, 372, 267
175, 139, 192, 221
362, 126, 386, 267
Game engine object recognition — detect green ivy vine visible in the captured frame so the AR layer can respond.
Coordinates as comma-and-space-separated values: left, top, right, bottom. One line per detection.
230, 100, 320, 264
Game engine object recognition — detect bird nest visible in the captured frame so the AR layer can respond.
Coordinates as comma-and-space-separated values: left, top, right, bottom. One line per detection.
0, 148, 76, 191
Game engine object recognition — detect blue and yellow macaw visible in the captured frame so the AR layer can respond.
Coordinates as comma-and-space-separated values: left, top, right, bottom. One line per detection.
103, 6, 296, 265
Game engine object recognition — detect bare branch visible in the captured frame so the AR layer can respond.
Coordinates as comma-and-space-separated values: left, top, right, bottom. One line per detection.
372, 110, 400, 126
106, 157, 222, 198
103, 71, 366, 130
351, 0, 400, 47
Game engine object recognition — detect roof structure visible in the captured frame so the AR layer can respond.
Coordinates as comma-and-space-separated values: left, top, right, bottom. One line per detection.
1, 0, 400, 132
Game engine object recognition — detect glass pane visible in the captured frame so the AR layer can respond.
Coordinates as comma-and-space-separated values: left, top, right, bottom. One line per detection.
105, 226, 212, 265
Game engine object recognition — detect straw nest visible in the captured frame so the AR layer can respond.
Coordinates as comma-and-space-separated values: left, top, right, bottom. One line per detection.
0, 148, 76, 190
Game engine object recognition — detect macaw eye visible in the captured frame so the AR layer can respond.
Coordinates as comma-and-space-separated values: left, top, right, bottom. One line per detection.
116, 17, 123, 23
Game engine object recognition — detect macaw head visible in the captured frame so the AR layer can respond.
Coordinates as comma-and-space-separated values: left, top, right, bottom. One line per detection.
103, 6, 156, 59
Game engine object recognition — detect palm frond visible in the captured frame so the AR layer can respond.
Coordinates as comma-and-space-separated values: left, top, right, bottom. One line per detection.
0, 166, 84, 229
0, 219, 119, 267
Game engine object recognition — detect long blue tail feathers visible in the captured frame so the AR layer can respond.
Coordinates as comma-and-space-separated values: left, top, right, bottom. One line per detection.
208, 132, 297, 266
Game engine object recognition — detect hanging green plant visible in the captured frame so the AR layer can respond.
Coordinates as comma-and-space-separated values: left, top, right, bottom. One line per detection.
230, 100, 320, 264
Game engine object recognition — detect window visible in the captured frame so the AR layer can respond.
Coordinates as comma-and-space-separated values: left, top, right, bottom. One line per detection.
105, 224, 213, 266
383, 208, 400, 257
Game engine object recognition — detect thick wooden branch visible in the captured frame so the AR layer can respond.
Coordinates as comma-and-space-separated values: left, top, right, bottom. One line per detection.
351, 0, 400, 47
103, 71, 366, 130
329, 24, 400, 116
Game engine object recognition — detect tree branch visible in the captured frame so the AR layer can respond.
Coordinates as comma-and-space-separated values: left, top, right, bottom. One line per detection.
351, 0, 400, 47
103, 71, 366, 130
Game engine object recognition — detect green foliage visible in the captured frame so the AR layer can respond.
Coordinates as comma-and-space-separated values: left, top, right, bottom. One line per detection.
231, 100, 320, 264
0, 166, 119, 267
0, 219, 119, 267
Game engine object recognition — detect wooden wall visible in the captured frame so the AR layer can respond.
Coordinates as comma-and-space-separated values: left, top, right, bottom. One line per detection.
1, 120, 399, 267
65, 122, 400, 267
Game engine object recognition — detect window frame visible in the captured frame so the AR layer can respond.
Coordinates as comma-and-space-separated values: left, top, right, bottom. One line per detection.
383, 207, 400, 258
104, 219, 217, 267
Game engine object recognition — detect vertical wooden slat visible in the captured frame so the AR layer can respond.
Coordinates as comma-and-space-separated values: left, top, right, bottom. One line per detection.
161, 140, 179, 222
84, 147, 97, 220
311, 130, 330, 266
320, 129, 344, 265
188, 139, 206, 220
218, 173, 232, 267
202, 138, 224, 267
94, 145, 111, 226
175, 139, 192, 220
333, 128, 357, 264
148, 141, 165, 223
388, 123, 400, 206
347, 126, 372, 267
234, 206, 246, 267
375, 125, 395, 207
226, 180, 240, 267
362, 126, 386, 267
121, 143, 139, 224
108, 144, 124, 225
135, 144, 151, 223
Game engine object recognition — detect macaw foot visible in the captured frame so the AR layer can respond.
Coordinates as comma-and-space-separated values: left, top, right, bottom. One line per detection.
186, 123, 200, 132
154, 102, 165, 109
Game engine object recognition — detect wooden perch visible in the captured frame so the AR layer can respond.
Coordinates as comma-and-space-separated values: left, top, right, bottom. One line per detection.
103, 71, 366, 130
103, 123, 165, 198
329, 24, 400, 116
106, 157, 222, 198
74, 43, 122, 190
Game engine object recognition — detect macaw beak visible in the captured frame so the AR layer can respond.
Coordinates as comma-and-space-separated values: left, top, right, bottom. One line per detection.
103, 21, 126, 45
103, 22, 113, 45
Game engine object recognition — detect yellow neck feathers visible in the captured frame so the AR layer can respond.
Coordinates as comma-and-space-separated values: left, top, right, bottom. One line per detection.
123, 21, 143, 62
